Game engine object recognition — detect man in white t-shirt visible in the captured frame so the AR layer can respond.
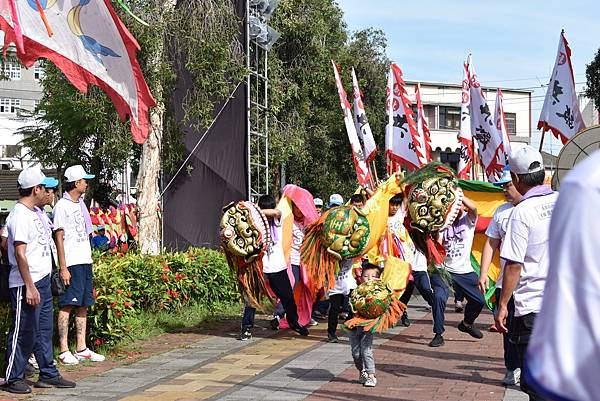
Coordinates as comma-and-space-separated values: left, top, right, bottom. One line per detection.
479, 167, 522, 386
430, 196, 485, 347
53, 165, 105, 365
524, 149, 600, 401
497, 146, 557, 401
1, 168, 75, 394
239, 195, 307, 340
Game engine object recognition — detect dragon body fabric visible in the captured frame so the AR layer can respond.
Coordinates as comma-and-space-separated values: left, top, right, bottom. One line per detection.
220, 201, 272, 308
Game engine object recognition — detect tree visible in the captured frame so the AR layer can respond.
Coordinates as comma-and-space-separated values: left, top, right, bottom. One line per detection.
585, 48, 600, 111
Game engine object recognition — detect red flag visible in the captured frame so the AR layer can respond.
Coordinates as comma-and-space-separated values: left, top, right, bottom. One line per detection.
537, 31, 585, 144
0, 0, 156, 144
332, 61, 372, 187
385, 63, 422, 173
414, 83, 432, 164
457, 56, 472, 179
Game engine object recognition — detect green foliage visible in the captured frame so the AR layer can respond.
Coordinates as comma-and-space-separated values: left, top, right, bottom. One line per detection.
585, 48, 600, 111
268, 0, 390, 198
89, 247, 238, 345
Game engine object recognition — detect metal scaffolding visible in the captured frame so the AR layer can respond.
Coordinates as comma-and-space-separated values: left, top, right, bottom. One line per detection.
246, 6, 269, 202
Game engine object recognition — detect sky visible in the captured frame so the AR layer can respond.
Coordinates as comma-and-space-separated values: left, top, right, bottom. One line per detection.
336, 0, 600, 155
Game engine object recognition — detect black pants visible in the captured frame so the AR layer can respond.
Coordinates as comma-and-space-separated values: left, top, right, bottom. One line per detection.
265, 270, 299, 328
511, 313, 548, 401
398, 280, 415, 306
327, 293, 345, 335
495, 288, 518, 371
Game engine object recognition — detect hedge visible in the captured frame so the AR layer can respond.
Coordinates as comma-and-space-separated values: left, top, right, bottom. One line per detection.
0, 248, 239, 363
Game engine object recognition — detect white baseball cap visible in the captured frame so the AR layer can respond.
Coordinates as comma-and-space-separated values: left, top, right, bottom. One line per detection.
64, 165, 95, 182
508, 146, 544, 175
328, 194, 343, 206
18, 167, 58, 189
313, 198, 323, 207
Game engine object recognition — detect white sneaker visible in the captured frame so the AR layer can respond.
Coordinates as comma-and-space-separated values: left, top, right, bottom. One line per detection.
501, 368, 521, 386
74, 348, 106, 362
364, 375, 377, 387
358, 370, 368, 384
28, 354, 39, 370
309, 318, 319, 326
59, 351, 79, 365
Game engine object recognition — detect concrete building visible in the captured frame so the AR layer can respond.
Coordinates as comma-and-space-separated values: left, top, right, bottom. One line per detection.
405, 80, 532, 172
0, 58, 44, 170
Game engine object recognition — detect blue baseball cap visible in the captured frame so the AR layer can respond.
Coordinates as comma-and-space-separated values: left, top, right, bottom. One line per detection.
43, 177, 59, 188
493, 167, 512, 186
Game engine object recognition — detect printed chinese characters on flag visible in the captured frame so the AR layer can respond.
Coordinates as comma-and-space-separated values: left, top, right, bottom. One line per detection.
385, 63, 421, 173
469, 61, 504, 181
0, 0, 156, 144
457, 57, 472, 179
332, 61, 372, 187
494, 88, 511, 167
538, 31, 585, 144
351, 68, 377, 163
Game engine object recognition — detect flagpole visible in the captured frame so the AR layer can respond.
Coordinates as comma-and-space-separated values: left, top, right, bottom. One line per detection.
538, 129, 546, 152
371, 160, 379, 184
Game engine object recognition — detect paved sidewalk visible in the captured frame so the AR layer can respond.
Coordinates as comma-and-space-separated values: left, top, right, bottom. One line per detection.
28, 298, 527, 401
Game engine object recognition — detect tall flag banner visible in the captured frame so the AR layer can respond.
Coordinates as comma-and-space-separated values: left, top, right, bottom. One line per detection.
385, 63, 421, 173
414, 83, 432, 165
332, 61, 372, 187
0, 0, 156, 144
468, 60, 504, 181
537, 31, 585, 144
494, 88, 511, 166
457, 57, 473, 179
351, 68, 377, 162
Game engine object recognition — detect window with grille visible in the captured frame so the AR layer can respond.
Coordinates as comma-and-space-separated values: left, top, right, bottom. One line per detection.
2, 145, 21, 158
439, 106, 461, 130
0, 98, 21, 114
504, 112, 517, 134
34, 64, 45, 80
2, 62, 21, 79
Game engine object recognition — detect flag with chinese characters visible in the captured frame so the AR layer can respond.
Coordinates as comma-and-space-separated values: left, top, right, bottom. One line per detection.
538, 31, 585, 144
351, 68, 377, 162
332, 61, 372, 187
494, 88, 511, 168
457, 57, 473, 179
414, 83, 432, 165
385, 63, 421, 173
469, 60, 504, 181
0, 0, 156, 144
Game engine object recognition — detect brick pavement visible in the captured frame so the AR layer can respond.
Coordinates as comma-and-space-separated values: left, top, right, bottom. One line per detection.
21, 299, 527, 401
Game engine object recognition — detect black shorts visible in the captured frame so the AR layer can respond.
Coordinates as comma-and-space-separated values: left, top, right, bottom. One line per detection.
510, 312, 537, 345
58, 264, 95, 308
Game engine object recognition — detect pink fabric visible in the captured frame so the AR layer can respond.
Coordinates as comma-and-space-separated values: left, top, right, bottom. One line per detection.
279, 184, 317, 328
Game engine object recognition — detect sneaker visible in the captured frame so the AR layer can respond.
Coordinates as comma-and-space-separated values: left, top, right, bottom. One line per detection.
428, 333, 445, 347
501, 368, 521, 386
327, 333, 339, 343
239, 329, 252, 341
309, 318, 319, 326
24, 362, 37, 379
1, 380, 31, 394
28, 354, 39, 370
270, 317, 280, 330
400, 311, 411, 327
458, 321, 484, 339
363, 375, 377, 387
339, 312, 349, 320
291, 324, 309, 336
34, 375, 76, 389
58, 351, 79, 365
455, 300, 464, 313
358, 370, 368, 384
74, 348, 105, 362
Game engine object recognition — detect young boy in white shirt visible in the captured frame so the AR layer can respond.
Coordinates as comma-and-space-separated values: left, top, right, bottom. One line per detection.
53, 165, 104, 365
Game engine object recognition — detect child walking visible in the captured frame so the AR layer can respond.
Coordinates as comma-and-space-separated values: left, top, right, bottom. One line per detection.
348, 263, 381, 387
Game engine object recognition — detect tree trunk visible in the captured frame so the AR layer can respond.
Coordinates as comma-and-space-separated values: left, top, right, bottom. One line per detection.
136, 0, 175, 255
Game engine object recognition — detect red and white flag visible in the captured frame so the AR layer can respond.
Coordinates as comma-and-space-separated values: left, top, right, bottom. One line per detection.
0, 0, 156, 144
494, 88, 511, 167
469, 60, 504, 181
537, 31, 585, 144
414, 83, 432, 165
351, 68, 377, 162
385, 63, 421, 173
332, 61, 372, 187
457, 57, 473, 179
